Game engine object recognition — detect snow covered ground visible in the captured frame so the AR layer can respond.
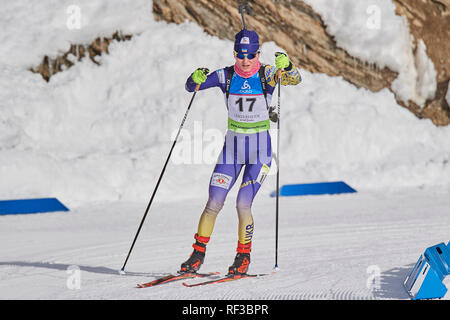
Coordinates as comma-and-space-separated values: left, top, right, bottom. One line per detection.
1, 188, 449, 300
0, 1, 449, 301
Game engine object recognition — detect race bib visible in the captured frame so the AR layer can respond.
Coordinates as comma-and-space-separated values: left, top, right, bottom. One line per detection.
226, 72, 270, 133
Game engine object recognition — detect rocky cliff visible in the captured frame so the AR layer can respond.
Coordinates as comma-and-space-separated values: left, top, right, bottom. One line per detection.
153, 0, 450, 126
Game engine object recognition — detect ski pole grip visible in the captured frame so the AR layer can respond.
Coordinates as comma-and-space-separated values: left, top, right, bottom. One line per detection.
274, 52, 284, 82
194, 68, 210, 92
275, 68, 282, 83
276, 68, 282, 77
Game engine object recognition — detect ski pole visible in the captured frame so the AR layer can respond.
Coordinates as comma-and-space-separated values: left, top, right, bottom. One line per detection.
120, 72, 208, 273
238, 2, 251, 29
274, 66, 282, 270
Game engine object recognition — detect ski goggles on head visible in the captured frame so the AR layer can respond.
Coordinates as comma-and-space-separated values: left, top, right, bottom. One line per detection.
234, 51, 259, 60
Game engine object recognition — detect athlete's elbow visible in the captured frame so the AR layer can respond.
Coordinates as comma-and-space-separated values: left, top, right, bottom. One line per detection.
185, 83, 195, 92
290, 75, 302, 86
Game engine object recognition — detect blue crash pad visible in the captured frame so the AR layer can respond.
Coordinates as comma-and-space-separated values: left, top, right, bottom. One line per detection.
271, 181, 357, 197
0, 198, 69, 215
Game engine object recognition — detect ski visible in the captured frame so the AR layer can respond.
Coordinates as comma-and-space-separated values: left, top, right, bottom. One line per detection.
137, 272, 219, 288
182, 273, 269, 287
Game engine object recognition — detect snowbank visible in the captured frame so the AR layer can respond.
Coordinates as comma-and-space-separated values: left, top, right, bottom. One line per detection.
303, 0, 437, 107
1, 1, 449, 207
447, 82, 450, 106
0, 0, 153, 68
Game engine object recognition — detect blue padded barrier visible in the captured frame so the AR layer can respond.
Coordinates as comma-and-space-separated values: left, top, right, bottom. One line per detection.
0, 198, 69, 215
271, 181, 357, 197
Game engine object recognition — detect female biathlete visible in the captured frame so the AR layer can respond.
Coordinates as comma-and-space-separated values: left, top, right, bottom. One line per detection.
180, 29, 301, 275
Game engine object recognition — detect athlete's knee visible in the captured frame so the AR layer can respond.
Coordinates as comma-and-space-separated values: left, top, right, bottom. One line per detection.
236, 195, 253, 212
206, 199, 224, 213
236, 202, 252, 219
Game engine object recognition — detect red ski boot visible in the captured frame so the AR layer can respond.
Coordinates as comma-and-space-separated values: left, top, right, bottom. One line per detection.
228, 242, 251, 275
179, 234, 209, 273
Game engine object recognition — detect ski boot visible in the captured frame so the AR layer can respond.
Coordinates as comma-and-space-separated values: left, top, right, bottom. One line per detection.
179, 234, 209, 273
228, 242, 251, 276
